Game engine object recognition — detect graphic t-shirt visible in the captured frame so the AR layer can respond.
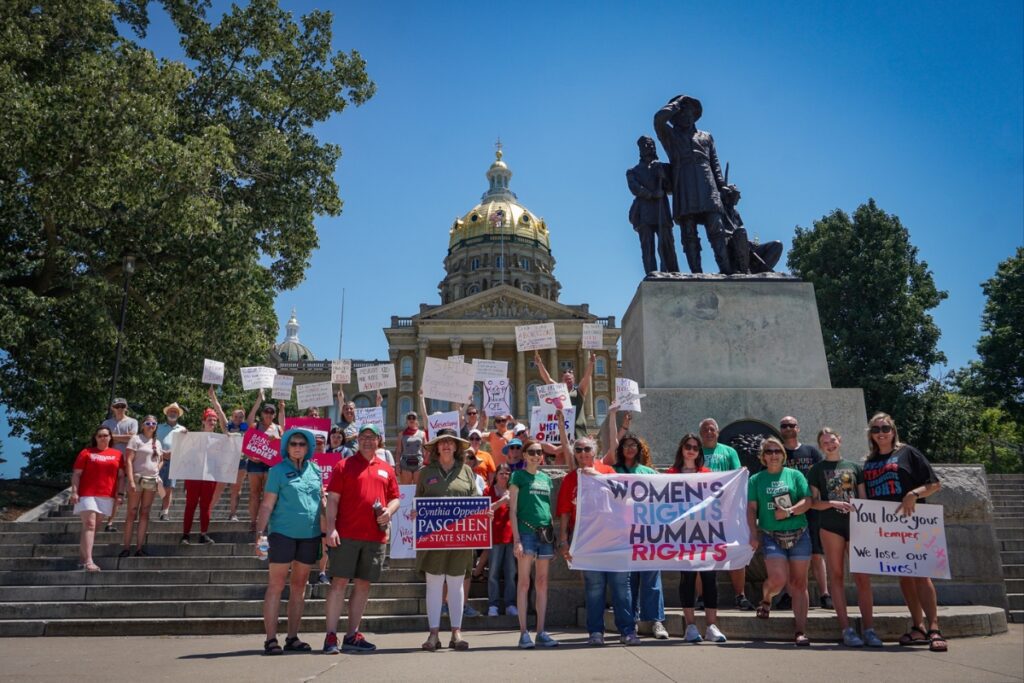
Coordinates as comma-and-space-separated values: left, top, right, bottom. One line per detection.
806, 459, 864, 532
555, 462, 615, 534
266, 458, 323, 539
73, 448, 123, 498
326, 454, 399, 543
863, 445, 939, 502
126, 434, 163, 478
487, 486, 513, 544
702, 443, 741, 472
748, 467, 809, 532
785, 443, 823, 475
510, 469, 553, 534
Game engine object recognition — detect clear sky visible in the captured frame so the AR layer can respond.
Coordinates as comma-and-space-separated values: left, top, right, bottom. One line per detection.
2, 0, 1022, 477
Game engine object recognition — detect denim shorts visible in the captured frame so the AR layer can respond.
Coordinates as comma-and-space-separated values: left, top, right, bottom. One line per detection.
158, 460, 174, 488
761, 528, 812, 561
245, 459, 271, 474
518, 529, 554, 560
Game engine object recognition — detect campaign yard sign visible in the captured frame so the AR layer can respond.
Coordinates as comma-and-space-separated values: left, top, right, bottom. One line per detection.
514, 323, 556, 352
413, 497, 491, 550
849, 499, 950, 579
390, 485, 417, 560
241, 429, 282, 467
426, 411, 460, 441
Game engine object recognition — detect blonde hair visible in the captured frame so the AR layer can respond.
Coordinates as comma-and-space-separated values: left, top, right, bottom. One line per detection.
866, 412, 904, 460
757, 436, 786, 466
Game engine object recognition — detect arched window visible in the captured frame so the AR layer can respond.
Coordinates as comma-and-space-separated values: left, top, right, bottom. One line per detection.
471, 258, 480, 271
400, 356, 414, 378
467, 283, 480, 295
596, 398, 608, 424
429, 399, 450, 413
526, 381, 541, 415
353, 394, 371, 409
521, 283, 533, 294
399, 396, 413, 418
495, 255, 504, 268
595, 356, 607, 376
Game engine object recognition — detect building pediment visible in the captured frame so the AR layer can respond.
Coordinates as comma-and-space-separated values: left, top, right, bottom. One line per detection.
416, 285, 594, 322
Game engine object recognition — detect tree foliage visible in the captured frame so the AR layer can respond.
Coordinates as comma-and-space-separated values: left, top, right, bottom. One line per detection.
787, 199, 948, 428
0, 0, 374, 476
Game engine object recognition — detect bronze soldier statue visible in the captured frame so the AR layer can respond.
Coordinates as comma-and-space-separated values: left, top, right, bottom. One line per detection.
626, 136, 679, 274
721, 184, 783, 274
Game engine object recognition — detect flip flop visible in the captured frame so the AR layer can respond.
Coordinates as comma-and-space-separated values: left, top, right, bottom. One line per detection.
83, 562, 102, 572
927, 629, 948, 652
899, 625, 928, 646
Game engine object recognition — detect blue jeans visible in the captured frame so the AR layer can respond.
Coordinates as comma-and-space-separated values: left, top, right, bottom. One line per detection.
584, 570, 634, 635
629, 570, 665, 622
488, 542, 517, 609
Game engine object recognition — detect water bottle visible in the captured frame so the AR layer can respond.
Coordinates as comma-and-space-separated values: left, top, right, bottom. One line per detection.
372, 500, 387, 531
256, 534, 269, 561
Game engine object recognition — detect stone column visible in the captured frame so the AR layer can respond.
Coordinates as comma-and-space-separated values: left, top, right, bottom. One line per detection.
581, 347, 595, 421
416, 336, 429, 395
548, 347, 559, 381
606, 345, 618, 395
516, 350, 527, 420
387, 347, 399, 431
483, 337, 494, 360
449, 336, 462, 357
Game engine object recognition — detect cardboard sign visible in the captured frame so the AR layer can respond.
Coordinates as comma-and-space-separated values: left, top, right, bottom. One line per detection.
170, 432, 243, 483
426, 411, 460, 441
447, 355, 464, 363
390, 485, 417, 559
530, 405, 576, 446
615, 378, 644, 412
414, 497, 492, 550
202, 359, 225, 385
331, 360, 351, 385
240, 366, 277, 391
473, 359, 508, 380
286, 417, 332, 434
514, 322, 556, 352
241, 429, 282, 467
483, 378, 511, 417
849, 499, 950, 579
536, 382, 571, 410
354, 407, 385, 438
356, 364, 397, 392
296, 381, 334, 409
272, 374, 294, 400
581, 323, 603, 350
422, 357, 476, 404
312, 451, 343, 487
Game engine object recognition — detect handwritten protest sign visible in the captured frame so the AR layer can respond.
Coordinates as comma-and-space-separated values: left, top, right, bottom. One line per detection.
849, 499, 950, 579
447, 355, 464, 363
170, 432, 242, 483
390, 485, 417, 559
426, 411, 460, 441
570, 470, 753, 571
422, 357, 476, 404
473, 359, 508, 380
331, 360, 351, 384
530, 405, 576, 446
312, 451, 343, 487
414, 497, 492, 550
581, 323, 603, 350
515, 322, 556, 352
483, 379, 511, 417
354, 407, 385, 438
241, 429, 282, 467
240, 366, 277, 391
356, 364, 396, 392
615, 378, 644, 412
202, 359, 225, 385
272, 374, 294, 400
296, 381, 334, 410
536, 382, 571, 410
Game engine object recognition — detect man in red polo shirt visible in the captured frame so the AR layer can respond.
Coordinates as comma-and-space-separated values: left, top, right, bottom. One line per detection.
323, 424, 399, 654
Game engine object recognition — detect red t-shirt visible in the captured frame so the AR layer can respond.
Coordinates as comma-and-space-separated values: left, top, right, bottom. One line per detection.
555, 462, 614, 534
486, 485, 513, 544
665, 466, 712, 474
73, 448, 123, 498
327, 453, 399, 543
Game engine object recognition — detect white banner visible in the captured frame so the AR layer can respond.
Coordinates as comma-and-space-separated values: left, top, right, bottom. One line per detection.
168, 432, 242, 483
240, 366, 277, 390
515, 322, 556, 352
472, 359, 508, 380
427, 411, 460, 441
296, 381, 334, 409
390, 485, 417, 559
483, 378, 511, 417
331, 360, 351, 384
849, 499, 950, 579
422, 357, 476, 404
202, 359, 225, 386
447, 355, 464, 363
536, 382, 571, 410
272, 374, 294, 400
581, 323, 603, 350
570, 470, 753, 571
354, 407, 385, 439
530, 405, 575, 446
615, 378, 644, 412
356, 364, 397, 392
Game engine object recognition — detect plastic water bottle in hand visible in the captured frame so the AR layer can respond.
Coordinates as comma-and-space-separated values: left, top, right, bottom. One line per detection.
256, 534, 269, 561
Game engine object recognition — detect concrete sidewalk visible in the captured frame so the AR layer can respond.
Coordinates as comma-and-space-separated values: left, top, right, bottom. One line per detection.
1, 626, 1021, 682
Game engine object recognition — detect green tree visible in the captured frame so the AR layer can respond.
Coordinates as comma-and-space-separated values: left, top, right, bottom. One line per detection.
788, 200, 948, 427
0, 0, 374, 476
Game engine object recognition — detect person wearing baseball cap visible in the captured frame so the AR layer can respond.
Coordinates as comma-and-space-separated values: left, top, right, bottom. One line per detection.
245, 389, 285, 533
100, 397, 138, 532
502, 439, 527, 471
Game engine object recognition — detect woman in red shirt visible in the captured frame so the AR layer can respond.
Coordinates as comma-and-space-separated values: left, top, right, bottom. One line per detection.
70, 426, 123, 571
485, 463, 516, 616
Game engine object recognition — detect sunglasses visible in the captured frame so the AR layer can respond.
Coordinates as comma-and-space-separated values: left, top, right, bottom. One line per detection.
496, 419, 508, 423
870, 425, 894, 434
780, 423, 798, 429
682, 444, 700, 452
467, 411, 478, 416
470, 436, 481, 441
525, 449, 543, 455
508, 445, 522, 450
143, 421, 157, 427
622, 441, 639, 449
574, 446, 593, 453
288, 441, 308, 448
763, 448, 784, 455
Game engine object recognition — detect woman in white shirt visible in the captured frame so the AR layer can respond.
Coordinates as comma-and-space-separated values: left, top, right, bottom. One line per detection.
120, 415, 164, 557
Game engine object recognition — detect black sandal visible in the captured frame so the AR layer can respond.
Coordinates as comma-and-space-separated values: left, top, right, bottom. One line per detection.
263, 638, 283, 655
283, 636, 311, 652
117, 548, 131, 559
927, 629, 948, 652
898, 624, 928, 646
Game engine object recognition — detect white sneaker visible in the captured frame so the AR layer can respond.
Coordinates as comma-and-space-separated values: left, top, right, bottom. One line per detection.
487, 605, 499, 617
652, 621, 669, 640
684, 623, 703, 643
506, 605, 519, 616
705, 624, 727, 643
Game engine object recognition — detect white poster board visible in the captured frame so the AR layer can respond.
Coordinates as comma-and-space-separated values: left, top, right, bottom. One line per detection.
530, 406, 576, 446
515, 323, 557, 352
390, 485, 417, 560
240, 366, 277, 391
422, 357, 476, 404
426, 411, 460, 441
272, 374, 294, 400
581, 323, 603, 350
168, 432, 241, 483
536, 382, 571, 410
615, 378, 644, 412
447, 355, 464, 363
331, 360, 351, 385
473, 359, 508, 380
296, 381, 334, 409
202, 359, 225, 386
483, 379, 511, 417
849, 499, 950, 579
354, 407, 385, 439
356, 364, 397, 392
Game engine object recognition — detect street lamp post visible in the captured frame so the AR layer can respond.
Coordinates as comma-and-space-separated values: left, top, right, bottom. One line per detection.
108, 254, 136, 411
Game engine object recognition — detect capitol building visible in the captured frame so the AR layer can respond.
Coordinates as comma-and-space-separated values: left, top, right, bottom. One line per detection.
271, 149, 621, 434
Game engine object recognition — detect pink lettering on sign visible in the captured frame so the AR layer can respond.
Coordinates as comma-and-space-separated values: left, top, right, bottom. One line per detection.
286, 417, 332, 433
242, 430, 282, 467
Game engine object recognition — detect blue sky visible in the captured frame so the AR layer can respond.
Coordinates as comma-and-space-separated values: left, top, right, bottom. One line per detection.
2, 1, 1022, 477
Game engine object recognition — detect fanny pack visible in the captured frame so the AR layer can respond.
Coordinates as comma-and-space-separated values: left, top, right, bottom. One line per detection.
767, 528, 804, 550
135, 475, 160, 492
522, 519, 555, 545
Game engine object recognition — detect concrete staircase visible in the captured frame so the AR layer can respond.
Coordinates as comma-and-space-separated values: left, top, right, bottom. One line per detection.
0, 483, 510, 637
987, 473, 1024, 623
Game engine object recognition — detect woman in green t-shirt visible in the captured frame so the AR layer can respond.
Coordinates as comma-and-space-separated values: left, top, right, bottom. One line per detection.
509, 440, 558, 649
746, 436, 813, 646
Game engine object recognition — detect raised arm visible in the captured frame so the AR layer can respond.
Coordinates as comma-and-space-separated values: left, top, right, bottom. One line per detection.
601, 401, 620, 464
417, 388, 428, 420
534, 349, 554, 385
247, 390, 263, 426
375, 390, 383, 407
334, 387, 346, 418
577, 353, 596, 396
277, 400, 286, 429
555, 409, 572, 468
208, 386, 229, 427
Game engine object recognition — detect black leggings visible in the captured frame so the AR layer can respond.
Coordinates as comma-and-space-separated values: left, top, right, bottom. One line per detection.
679, 570, 718, 609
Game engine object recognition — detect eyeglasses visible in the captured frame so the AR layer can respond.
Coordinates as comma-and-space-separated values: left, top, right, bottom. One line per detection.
763, 448, 784, 455
780, 423, 798, 429
288, 441, 308, 448
525, 449, 543, 455
143, 421, 157, 427
623, 441, 639, 449
496, 418, 507, 423
870, 425, 894, 434
574, 446, 593, 453
682, 444, 700, 452
467, 411, 478, 416
469, 436, 481, 441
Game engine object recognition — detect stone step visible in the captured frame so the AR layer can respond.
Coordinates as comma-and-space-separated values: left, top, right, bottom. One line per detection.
0, 531, 268, 545
0, 568, 421, 586
1006, 578, 1024, 594
1009, 610, 1023, 623
999, 552, 1024, 565
994, 517, 1024, 528
1000, 539, 1024, 552
1009, 593, 1024, 611
1002, 564, 1024, 579
0, 555, 426, 574
0, 581, 436, 603
996, 526, 1024, 540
